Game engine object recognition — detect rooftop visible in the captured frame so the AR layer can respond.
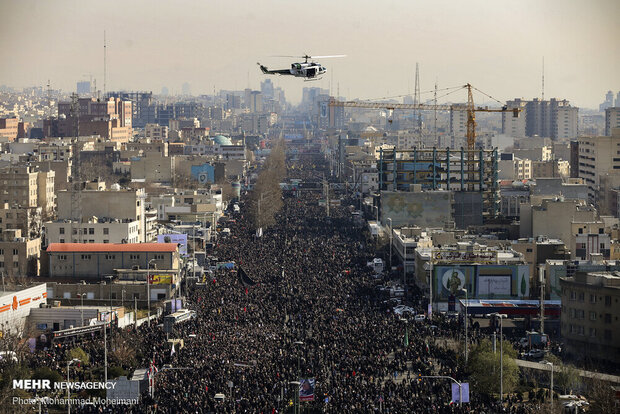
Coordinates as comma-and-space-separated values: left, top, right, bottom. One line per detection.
47, 243, 177, 253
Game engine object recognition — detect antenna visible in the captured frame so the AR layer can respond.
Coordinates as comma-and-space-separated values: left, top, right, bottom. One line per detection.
541, 56, 544, 101
434, 78, 438, 144
413, 62, 421, 134
46, 80, 52, 119
69, 93, 83, 243
103, 30, 107, 98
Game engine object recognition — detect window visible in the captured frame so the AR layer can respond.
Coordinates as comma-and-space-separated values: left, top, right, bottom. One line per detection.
105, 254, 115, 260
0, 262, 3, 268
12, 249, 18, 255
60, 239, 65, 243
605, 296, 612, 306
578, 292, 584, 302
569, 291, 576, 301
605, 314, 612, 323
81, 254, 91, 260
590, 311, 597, 321
103, 228, 109, 235
59, 227, 65, 235
578, 228, 583, 234
13, 261, 19, 268
599, 228, 604, 234
103, 240, 109, 244
600, 243, 606, 250
59, 255, 67, 261
0, 249, 3, 255
154, 254, 164, 260
604, 330, 612, 341
526, 248, 533, 253
89, 228, 94, 235
590, 294, 596, 304
130, 254, 140, 260
589, 328, 596, 338
133, 293, 140, 299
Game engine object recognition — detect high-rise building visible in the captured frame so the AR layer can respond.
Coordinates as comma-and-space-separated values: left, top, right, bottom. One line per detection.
616, 92, 620, 108
524, 98, 578, 140
182, 82, 191, 96
577, 128, 620, 203
77, 81, 91, 95
605, 107, 620, 137
261, 79, 274, 99
600, 90, 614, 112
502, 99, 527, 137
449, 104, 468, 138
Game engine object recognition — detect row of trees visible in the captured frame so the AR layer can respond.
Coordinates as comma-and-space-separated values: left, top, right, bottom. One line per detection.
249, 140, 286, 230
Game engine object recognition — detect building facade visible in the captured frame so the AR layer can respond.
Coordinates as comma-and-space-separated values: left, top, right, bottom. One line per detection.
560, 271, 620, 364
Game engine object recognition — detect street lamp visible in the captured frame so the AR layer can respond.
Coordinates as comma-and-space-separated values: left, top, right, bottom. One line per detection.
540, 361, 554, 410
67, 358, 80, 414
488, 313, 507, 403
387, 217, 393, 272
293, 341, 304, 414
460, 288, 468, 364
289, 381, 300, 414
147, 259, 156, 327
76, 293, 84, 327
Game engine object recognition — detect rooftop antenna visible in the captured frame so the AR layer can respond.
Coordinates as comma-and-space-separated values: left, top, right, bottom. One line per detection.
103, 30, 107, 98
541, 56, 544, 101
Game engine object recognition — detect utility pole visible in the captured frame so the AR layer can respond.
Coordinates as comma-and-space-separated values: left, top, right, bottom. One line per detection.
539, 265, 545, 335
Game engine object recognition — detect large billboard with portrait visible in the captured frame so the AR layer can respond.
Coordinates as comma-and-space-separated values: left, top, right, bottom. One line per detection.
433, 264, 529, 301
157, 233, 187, 255
380, 191, 452, 228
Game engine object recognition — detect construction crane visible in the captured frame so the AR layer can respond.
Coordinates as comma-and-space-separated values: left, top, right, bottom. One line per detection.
329, 83, 520, 190
329, 83, 519, 152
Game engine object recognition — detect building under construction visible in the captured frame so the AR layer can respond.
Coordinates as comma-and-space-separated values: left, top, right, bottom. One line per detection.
378, 147, 500, 222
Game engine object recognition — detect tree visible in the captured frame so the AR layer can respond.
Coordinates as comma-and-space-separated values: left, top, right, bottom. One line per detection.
32, 367, 62, 384
67, 347, 90, 366
468, 339, 519, 397
588, 377, 617, 413
249, 140, 286, 230
544, 354, 581, 394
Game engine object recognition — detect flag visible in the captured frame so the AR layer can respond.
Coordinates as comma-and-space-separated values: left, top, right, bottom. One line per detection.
171, 343, 176, 357
403, 327, 409, 347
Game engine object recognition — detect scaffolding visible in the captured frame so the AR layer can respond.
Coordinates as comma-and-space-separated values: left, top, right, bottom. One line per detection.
378, 147, 499, 218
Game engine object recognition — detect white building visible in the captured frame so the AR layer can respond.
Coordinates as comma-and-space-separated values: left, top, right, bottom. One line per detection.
0, 283, 47, 335
606, 107, 620, 137
502, 99, 527, 137
44, 218, 141, 245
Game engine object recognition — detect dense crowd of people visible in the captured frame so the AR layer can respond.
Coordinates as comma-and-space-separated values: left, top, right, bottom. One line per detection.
16, 156, 543, 413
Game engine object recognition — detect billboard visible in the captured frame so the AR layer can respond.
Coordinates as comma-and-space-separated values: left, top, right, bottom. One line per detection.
451, 383, 470, 404
149, 274, 173, 285
157, 233, 187, 255
433, 264, 530, 301
380, 191, 452, 228
299, 379, 315, 402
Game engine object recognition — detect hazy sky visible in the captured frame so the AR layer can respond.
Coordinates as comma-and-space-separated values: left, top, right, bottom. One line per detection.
1, 0, 618, 108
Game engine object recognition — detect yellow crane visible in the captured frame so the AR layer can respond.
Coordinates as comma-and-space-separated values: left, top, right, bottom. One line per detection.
329, 83, 520, 190
329, 83, 520, 152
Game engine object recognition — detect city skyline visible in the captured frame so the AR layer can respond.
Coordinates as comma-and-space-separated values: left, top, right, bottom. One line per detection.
0, 0, 618, 108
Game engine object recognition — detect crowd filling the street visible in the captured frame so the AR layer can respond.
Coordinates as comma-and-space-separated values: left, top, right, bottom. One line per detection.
5, 155, 562, 414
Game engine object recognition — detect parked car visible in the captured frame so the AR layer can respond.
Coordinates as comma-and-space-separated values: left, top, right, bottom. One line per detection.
524, 349, 545, 360
393, 305, 415, 316
519, 337, 529, 348
414, 314, 426, 322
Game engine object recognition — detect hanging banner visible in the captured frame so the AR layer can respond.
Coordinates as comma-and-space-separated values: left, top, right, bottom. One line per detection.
299, 378, 315, 401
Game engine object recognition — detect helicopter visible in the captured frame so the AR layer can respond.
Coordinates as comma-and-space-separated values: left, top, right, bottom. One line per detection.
257, 54, 345, 80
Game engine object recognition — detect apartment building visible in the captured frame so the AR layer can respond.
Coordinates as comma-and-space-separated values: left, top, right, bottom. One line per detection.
0, 229, 41, 277
145, 123, 169, 141
578, 128, 620, 203
605, 107, 620, 137
47, 243, 180, 279
560, 271, 620, 364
